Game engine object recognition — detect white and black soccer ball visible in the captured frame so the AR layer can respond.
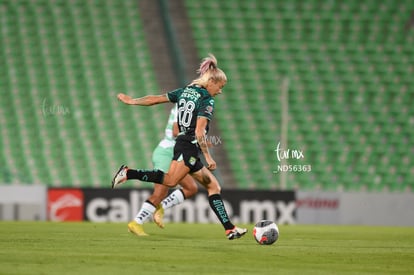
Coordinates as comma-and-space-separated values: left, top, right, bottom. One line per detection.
253, 220, 279, 245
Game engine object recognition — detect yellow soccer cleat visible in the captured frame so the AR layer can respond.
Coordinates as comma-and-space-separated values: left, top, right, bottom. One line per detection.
153, 204, 165, 229
127, 221, 148, 236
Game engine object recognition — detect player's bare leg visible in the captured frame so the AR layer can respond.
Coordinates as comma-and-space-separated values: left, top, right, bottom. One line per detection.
191, 167, 247, 240
154, 174, 197, 228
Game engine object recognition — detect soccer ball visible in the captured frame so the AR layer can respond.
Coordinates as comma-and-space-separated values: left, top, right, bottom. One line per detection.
253, 220, 279, 245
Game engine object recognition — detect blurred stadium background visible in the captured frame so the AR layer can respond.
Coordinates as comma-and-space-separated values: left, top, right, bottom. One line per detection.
1, 0, 413, 193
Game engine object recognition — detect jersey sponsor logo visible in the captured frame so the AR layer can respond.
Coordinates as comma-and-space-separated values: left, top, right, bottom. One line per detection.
181, 88, 201, 101
48, 189, 84, 221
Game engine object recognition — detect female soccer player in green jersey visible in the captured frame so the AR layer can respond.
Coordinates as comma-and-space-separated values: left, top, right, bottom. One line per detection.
112, 54, 247, 240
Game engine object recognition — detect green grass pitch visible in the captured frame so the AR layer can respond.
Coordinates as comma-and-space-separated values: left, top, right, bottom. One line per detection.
0, 222, 413, 275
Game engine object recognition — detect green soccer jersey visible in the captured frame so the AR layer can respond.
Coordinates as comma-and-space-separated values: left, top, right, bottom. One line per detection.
167, 85, 214, 136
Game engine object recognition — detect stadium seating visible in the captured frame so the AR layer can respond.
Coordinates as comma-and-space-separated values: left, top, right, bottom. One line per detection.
0, 0, 163, 187
184, 0, 414, 191
1, 0, 413, 192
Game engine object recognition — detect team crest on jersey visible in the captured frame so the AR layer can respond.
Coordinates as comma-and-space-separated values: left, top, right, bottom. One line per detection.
189, 156, 196, 166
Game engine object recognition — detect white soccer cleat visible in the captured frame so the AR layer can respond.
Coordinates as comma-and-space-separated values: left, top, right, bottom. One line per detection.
111, 165, 128, 189
226, 226, 248, 240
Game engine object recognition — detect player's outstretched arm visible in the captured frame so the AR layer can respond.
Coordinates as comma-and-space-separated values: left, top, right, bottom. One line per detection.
196, 117, 216, 171
117, 93, 169, 106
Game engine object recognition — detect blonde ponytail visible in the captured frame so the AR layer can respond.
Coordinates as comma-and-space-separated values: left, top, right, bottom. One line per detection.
191, 54, 227, 86
197, 54, 218, 76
